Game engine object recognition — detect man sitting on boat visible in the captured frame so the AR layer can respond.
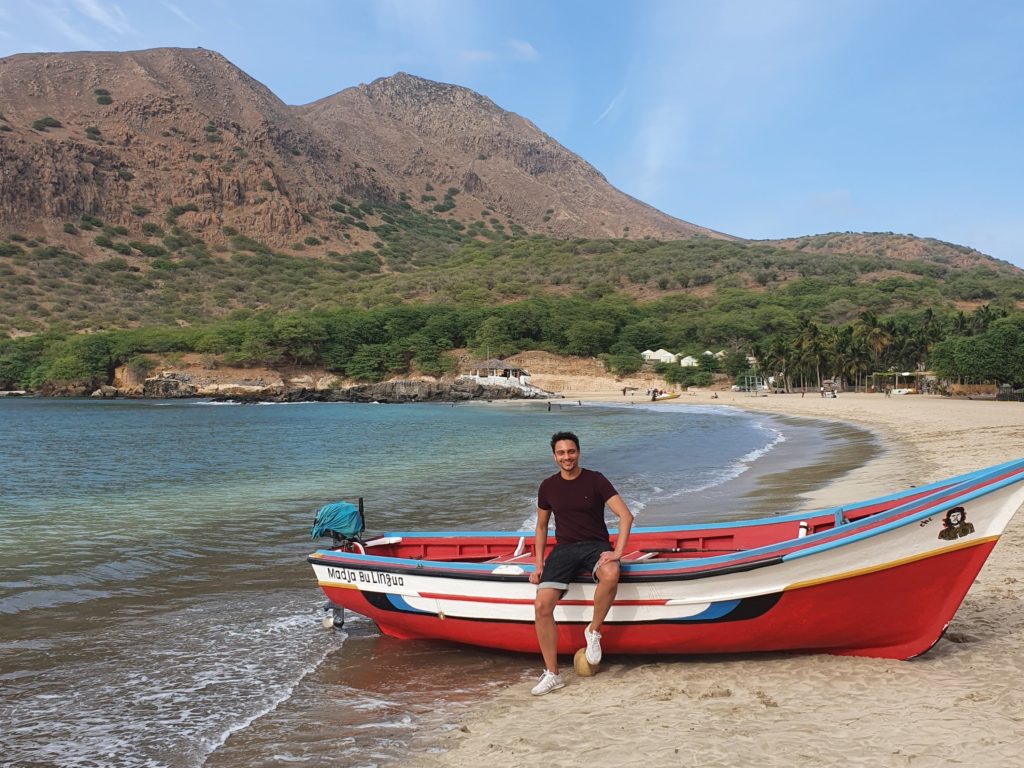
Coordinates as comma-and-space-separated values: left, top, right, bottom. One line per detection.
528, 431, 634, 695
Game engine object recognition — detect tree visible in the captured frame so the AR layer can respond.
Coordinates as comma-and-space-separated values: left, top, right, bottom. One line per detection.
345, 343, 407, 380
563, 320, 616, 357
472, 315, 517, 357
601, 343, 643, 375
273, 314, 328, 366
39, 333, 114, 387
226, 318, 280, 366
720, 349, 751, 379
794, 316, 825, 389
853, 311, 892, 371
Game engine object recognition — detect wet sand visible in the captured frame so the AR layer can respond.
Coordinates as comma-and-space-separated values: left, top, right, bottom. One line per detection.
415, 392, 1024, 767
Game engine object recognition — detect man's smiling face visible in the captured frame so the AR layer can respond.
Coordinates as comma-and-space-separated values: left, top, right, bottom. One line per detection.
552, 439, 580, 476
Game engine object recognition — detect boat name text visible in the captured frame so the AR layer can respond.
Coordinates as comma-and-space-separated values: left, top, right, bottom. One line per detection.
327, 566, 404, 587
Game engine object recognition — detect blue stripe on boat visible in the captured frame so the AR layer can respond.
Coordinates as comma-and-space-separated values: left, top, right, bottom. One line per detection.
684, 599, 741, 620
386, 594, 432, 614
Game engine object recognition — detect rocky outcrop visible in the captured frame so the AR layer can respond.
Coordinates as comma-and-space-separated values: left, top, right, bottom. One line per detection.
327, 378, 544, 403
39, 379, 94, 397
112, 364, 147, 396
142, 373, 197, 398
135, 369, 547, 403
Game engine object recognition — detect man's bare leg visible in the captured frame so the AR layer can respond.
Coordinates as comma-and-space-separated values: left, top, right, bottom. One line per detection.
534, 588, 561, 672
589, 561, 620, 633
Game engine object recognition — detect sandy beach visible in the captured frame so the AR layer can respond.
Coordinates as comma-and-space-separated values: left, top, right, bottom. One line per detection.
417, 389, 1024, 767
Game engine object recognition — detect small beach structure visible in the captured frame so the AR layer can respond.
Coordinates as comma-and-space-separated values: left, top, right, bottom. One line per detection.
464, 358, 530, 385
457, 358, 550, 397
310, 458, 1024, 660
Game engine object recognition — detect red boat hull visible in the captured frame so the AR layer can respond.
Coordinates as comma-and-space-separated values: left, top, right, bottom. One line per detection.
322, 539, 997, 660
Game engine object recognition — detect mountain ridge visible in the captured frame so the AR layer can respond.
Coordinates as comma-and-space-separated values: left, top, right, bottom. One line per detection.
0, 47, 720, 249
0, 46, 1019, 339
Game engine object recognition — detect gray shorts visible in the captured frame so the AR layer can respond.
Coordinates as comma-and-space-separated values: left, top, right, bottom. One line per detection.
537, 540, 612, 591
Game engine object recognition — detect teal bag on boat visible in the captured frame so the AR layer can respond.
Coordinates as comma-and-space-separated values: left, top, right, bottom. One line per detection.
310, 501, 364, 540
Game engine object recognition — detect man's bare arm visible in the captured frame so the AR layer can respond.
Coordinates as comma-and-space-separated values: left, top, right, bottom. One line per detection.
602, 494, 634, 562
529, 507, 551, 584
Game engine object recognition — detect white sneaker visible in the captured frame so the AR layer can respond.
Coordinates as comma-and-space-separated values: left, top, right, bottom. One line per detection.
584, 624, 602, 665
531, 669, 565, 696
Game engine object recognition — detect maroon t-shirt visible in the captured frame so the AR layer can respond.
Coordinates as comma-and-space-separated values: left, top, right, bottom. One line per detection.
537, 468, 618, 544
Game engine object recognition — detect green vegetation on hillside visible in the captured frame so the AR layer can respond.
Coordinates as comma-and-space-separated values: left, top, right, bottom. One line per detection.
4, 204, 1021, 337
2, 195, 1023, 392
1, 294, 1021, 393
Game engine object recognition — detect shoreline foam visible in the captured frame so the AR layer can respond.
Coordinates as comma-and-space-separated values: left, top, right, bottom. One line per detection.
415, 392, 1024, 768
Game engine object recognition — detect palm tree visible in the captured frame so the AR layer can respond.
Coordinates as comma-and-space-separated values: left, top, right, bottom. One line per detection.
755, 335, 795, 393
971, 303, 1006, 334
952, 310, 971, 336
795, 316, 826, 390
828, 325, 855, 391
853, 311, 892, 374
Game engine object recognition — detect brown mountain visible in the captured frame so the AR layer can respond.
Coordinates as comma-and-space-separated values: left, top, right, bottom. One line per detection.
763, 232, 1003, 270
297, 72, 721, 240
0, 47, 722, 251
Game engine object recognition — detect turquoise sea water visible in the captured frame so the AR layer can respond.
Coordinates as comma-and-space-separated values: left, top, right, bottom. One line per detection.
0, 398, 867, 767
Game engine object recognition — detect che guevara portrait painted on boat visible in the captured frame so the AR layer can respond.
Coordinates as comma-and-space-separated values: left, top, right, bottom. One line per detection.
938, 506, 975, 541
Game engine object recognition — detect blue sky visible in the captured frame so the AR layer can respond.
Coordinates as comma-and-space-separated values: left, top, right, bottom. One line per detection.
2, 0, 1023, 268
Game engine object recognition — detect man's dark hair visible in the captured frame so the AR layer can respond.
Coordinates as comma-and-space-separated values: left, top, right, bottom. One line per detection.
550, 431, 580, 451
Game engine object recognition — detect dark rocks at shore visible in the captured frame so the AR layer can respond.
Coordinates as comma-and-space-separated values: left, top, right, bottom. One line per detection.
210, 379, 545, 404
142, 373, 197, 398
333, 378, 541, 403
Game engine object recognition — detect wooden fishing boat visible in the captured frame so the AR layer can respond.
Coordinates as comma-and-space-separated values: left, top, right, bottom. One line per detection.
308, 459, 1024, 660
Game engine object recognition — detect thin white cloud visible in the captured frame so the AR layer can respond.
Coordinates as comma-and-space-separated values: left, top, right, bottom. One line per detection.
373, 0, 471, 47
508, 38, 539, 61
161, 1, 199, 28
595, 88, 625, 125
632, 101, 690, 200
616, 1, 858, 204
38, 4, 103, 49
371, 0, 488, 77
459, 49, 495, 63
70, 0, 133, 35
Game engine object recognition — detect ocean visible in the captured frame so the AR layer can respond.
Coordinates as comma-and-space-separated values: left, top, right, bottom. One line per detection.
0, 397, 875, 767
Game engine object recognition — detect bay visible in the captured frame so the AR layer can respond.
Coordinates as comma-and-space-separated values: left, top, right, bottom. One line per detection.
0, 397, 874, 767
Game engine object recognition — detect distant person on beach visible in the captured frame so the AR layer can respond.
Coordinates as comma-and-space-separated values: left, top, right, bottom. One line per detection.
528, 431, 634, 695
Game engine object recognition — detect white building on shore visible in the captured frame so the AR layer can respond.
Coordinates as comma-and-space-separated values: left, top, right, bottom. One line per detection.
458, 359, 550, 396
641, 349, 679, 364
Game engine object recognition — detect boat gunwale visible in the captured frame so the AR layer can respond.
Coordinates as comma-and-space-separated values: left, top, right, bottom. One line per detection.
309, 459, 1024, 581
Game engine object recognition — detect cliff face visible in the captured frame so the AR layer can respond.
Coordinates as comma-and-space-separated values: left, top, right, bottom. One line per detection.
298, 73, 719, 241
0, 48, 363, 245
0, 48, 723, 250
